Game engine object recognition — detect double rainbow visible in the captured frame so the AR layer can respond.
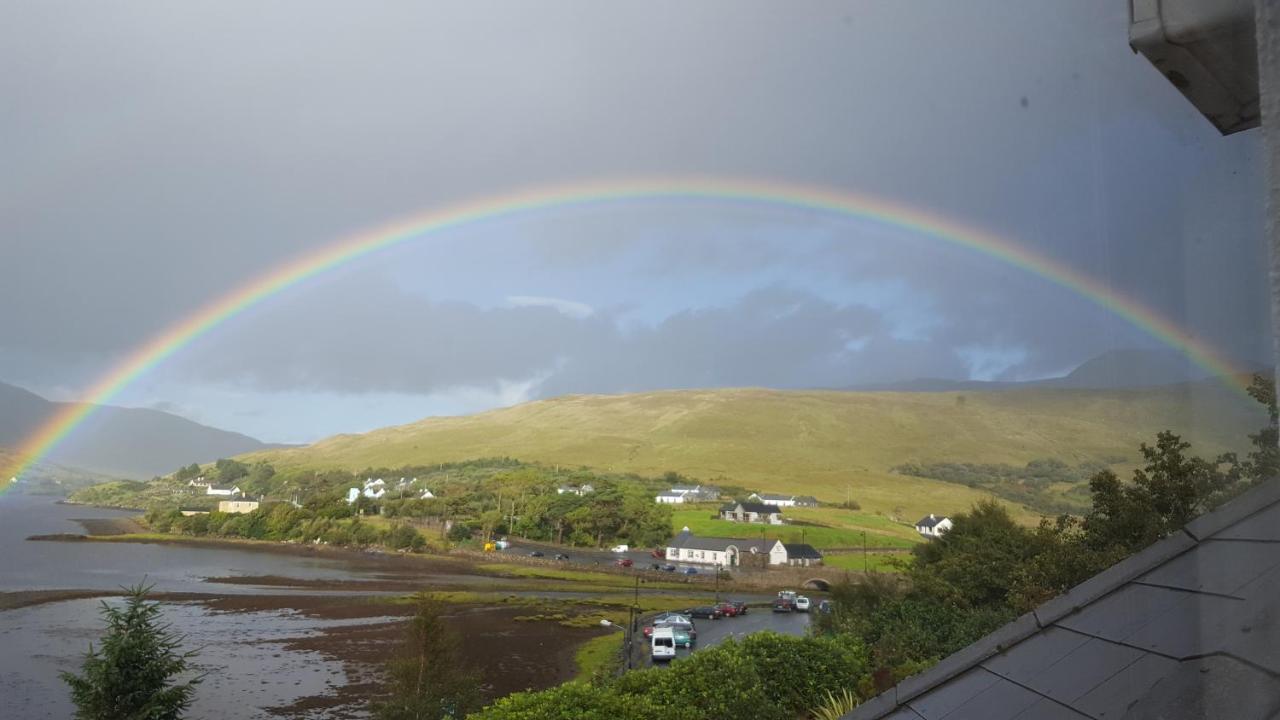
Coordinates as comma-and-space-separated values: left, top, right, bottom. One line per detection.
0, 177, 1250, 490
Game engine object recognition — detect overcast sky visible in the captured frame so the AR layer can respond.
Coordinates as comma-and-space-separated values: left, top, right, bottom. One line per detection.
0, 1, 1269, 443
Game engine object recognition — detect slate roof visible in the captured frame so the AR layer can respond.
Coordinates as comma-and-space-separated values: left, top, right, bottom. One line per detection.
844, 479, 1280, 720
914, 514, 946, 528
783, 542, 823, 559
667, 529, 773, 553
753, 492, 793, 502
720, 502, 782, 515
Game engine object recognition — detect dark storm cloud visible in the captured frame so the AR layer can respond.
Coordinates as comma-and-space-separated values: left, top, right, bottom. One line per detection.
179, 276, 933, 396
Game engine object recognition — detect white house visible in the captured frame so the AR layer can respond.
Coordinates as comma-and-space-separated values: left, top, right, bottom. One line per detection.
915, 514, 953, 538
419, 488, 436, 500
747, 489, 803, 507
655, 491, 688, 504
718, 501, 784, 525
665, 529, 789, 567
205, 484, 242, 497
186, 476, 210, 488
557, 484, 595, 496
346, 479, 389, 503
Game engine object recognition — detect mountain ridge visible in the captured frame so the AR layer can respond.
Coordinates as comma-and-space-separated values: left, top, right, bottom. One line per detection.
0, 381, 280, 479
241, 378, 1266, 518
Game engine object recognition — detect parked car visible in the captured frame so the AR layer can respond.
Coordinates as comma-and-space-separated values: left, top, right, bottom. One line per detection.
650, 548, 665, 558
818, 600, 832, 614
651, 627, 676, 662
554, 553, 570, 561
772, 598, 792, 613
645, 614, 696, 646
611, 544, 629, 553
658, 620, 695, 646
527, 550, 544, 558
662, 564, 677, 572
794, 596, 811, 612
682, 567, 698, 575
615, 557, 633, 567
730, 600, 749, 615
685, 606, 722, 620
715, 602, 739, 617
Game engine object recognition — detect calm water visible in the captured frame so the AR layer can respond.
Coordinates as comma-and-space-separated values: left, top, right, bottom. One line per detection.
0, 491, 395, 719
0, 491, 370, 592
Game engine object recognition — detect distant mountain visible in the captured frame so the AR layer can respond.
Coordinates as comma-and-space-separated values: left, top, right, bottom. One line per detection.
0, 381, 278, 479
1043, 349, 1203, 389
847, 348, 1229, 393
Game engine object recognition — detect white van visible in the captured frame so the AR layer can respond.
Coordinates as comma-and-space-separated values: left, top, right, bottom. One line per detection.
651, 627, 677, 662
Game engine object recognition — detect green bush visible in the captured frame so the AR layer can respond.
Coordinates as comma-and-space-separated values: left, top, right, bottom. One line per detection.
471, 633, 867, 720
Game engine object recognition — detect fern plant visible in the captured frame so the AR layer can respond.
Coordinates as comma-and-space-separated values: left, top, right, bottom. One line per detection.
810, 687, 859, 720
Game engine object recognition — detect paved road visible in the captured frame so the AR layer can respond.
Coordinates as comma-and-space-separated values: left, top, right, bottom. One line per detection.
634, 608, 812, 667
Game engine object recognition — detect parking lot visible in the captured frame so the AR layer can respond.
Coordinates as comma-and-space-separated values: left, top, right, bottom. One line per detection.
634, 604, 812, 667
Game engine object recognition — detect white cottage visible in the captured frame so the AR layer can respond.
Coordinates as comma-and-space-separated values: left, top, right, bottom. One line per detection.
915, 514, 953, 538
664, 530, 789, 567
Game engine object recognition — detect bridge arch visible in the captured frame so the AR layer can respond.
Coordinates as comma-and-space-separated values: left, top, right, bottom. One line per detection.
802, 578, 831, 591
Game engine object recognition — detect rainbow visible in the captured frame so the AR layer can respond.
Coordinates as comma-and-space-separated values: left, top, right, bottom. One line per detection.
0, 177, 1252, 490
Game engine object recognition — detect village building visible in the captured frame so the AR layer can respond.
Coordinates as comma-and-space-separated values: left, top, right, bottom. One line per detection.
218, 499, 260, 514
664, 529, 788, 567
781, 543, 824, 567
914, 514, 953, 538
205, 484, 242, 498
718, 501, 784, 525
419, 488, 435, 499
655, 483, 720, 504
748, 492, 819, 508
186, 476, 211, 488
556, 484, 594, 496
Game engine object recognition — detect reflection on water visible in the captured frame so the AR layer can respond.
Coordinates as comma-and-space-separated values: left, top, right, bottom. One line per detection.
0, 598, 385, 719
0, 492, 372, 593
0, 492, 404, 718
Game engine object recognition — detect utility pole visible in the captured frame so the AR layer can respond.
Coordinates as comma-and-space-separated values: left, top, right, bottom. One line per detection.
862, 531, 868, 573
714, 565, 720, 603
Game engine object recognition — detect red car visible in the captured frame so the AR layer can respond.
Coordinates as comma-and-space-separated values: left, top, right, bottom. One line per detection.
715, 602, 739, 617
615, 557, 633, 567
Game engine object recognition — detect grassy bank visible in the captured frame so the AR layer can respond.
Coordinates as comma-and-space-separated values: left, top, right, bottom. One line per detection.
671, 507, 919, 549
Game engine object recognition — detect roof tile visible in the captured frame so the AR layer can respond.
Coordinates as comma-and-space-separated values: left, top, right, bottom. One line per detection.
912, 669, 1040, 720
1072, 653, 1180, 720
1211, 498, 1280, 541
896, 613, 1039, 704
1034, 530, 1196, 627
1056, 583, 1201, 644
1183, 481, 1280, 541
1137, 539, 1280, 596
903, 668, 1001, 719
983, 628, 1144, 705
1120, 656, 1280, 720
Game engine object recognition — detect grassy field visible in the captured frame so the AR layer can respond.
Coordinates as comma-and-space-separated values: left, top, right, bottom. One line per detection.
243, 383, 1262, 523
671, 507, 920, 549
574, 633, 623, 678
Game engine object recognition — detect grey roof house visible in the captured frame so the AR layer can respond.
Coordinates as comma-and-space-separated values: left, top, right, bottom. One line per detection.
844, 479, 1280, 720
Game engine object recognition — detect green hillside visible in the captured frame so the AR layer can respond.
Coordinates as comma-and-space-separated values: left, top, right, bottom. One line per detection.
243, 382, 1264, 522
